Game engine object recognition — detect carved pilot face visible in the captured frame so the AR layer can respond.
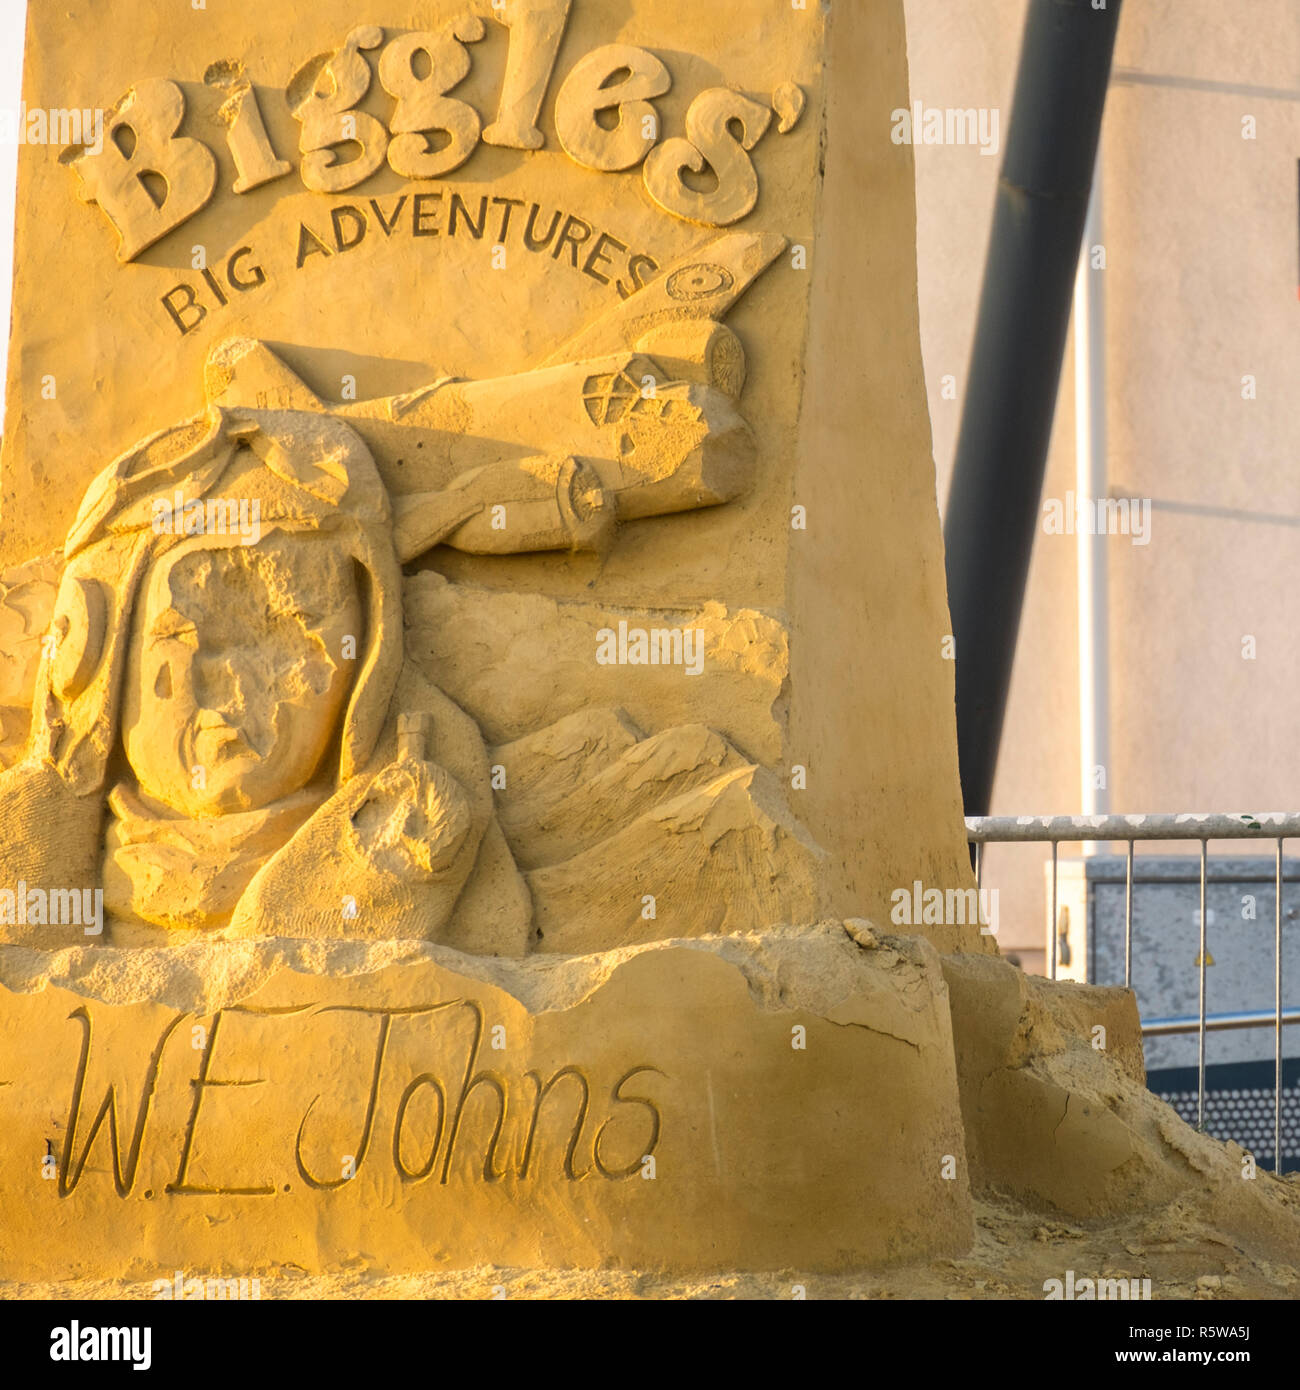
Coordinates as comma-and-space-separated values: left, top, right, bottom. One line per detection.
121, 531, 362, 817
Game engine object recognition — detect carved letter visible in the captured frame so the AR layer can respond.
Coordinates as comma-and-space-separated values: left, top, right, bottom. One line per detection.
59, 1007, 184, 1197
391, 1073, 446, 1183
484, 0, 573, 150
330, 204, 368, 252
643, 88, 774, 226
555, 45, 671, 172
519, 1066, 589, 1180
215, 81, 293, 194
295, 1009, 393, 1189
288, 26, 389, 193
439, 1002, 509, 1183
592, 1066, 665, 1179
168, 1010, 275, 1196
226, 246, 265, 291
378, 18, 487, 180
69, 79, 217, 262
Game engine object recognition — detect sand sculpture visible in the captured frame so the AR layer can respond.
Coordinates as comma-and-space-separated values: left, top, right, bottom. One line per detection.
0, 243, 825, 952
0, 0, 1295, 1290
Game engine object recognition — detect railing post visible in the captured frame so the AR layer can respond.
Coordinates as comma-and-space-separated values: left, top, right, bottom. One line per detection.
1050, 841, 1059, 980
1277, 838, 1285, 1173
1124, 838, 1134, 989
1198, 839, 1208, 1132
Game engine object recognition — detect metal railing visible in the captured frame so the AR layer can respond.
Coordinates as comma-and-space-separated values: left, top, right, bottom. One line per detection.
967, 813, 1300, 1172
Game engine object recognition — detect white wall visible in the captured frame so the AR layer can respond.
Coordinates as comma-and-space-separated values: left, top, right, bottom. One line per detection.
0, 1, 28, 419
906, 0, 1300, 970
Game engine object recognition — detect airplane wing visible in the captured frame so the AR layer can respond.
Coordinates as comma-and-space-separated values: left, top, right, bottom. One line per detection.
541, 231, 788, 367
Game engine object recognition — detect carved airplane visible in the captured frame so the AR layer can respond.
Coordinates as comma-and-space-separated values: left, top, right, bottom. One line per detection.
0, 230, 788, 767
200, 229, 788, 562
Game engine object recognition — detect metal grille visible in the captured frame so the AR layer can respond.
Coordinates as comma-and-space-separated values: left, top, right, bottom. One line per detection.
1149, 1059, 1300, 1173
967, 812, 1300, 1174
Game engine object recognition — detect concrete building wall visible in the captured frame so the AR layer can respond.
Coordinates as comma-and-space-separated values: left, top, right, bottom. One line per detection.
905, 0, 1300, 972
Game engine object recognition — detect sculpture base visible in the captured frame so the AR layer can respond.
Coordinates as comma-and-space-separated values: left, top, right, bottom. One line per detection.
0, 923, 971, 1279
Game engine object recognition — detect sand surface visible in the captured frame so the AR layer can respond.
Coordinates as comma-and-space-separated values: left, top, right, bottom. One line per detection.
5, 1189, 1298, 1301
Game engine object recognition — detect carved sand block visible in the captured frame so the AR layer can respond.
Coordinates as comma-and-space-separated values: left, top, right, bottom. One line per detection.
0, 0, 985, 1276
1, 0, 975, 950
0, 924, 971, 1278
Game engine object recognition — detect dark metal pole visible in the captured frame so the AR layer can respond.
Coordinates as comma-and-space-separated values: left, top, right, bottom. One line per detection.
944, 0, 1123, 817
